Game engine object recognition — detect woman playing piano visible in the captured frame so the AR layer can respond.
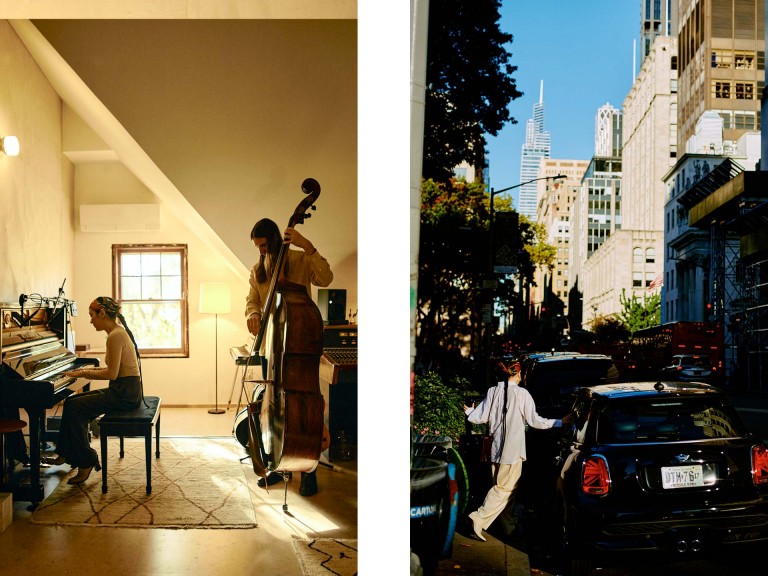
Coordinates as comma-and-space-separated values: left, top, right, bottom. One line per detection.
43, 296, 142, 485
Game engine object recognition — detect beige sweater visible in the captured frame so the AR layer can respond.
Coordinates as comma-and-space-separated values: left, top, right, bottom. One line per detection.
245, 248, 333, 354
78, 326, 140, 380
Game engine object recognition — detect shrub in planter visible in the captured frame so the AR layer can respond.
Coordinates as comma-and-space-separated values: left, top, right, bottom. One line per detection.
412, 371, 477, 441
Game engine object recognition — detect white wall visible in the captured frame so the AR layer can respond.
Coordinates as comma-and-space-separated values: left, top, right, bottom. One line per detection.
0, 20, 74, 303
1, 20, 258, 408
70, 160, 251, 407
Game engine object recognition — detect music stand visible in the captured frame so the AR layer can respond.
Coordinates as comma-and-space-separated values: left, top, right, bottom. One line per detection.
199, 282, 231, 415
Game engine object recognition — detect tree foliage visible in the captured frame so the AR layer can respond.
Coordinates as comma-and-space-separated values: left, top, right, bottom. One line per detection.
591, 316, 630, 342
417, 178, 553, 377
523, 218, 556, 272
423, 0, 523, 182
618, 289, 661, 335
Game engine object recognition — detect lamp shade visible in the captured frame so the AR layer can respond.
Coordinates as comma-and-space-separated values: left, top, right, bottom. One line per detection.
199, 282, 231, 314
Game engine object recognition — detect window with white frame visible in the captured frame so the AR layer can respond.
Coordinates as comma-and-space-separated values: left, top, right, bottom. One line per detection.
112, 244, 189, 357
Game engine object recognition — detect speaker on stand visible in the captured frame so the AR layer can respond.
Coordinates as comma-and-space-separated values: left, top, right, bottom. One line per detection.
318, 289, 347, 325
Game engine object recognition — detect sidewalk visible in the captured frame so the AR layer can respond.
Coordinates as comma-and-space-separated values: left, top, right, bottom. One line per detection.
434, 519, 556, 576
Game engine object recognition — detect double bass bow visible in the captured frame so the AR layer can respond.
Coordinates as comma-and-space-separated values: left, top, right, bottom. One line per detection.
246, 178, 326, 480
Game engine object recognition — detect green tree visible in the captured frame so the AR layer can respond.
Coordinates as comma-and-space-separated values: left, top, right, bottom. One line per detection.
417, 179, 550, 377
523, 218, 556, 271
423, 0, 523, 182
618, 289, 661, 335
592, 316, 630, 342
418, 178, 492, 375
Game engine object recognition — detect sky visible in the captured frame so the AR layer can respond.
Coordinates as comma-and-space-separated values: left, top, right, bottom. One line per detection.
487, 0, 640, 208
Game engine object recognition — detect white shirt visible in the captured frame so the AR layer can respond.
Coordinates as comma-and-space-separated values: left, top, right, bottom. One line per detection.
464, 378, 561, 465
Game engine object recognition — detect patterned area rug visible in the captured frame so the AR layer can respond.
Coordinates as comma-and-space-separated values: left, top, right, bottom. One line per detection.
30, 437, 257, 528
293, 539, 358, 576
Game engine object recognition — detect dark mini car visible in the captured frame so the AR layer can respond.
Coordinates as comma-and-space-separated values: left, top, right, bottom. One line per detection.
660, 353, 716, 382
516, 353, 619, 505
520, 353, 619, 418
554, 382, 768, 576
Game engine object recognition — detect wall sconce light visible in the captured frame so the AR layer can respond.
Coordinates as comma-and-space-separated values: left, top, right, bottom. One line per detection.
1, 136, 20, 157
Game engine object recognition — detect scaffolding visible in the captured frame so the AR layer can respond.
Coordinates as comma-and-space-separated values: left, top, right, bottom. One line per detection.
730, 199, 768, 391
709, 219, 743, 380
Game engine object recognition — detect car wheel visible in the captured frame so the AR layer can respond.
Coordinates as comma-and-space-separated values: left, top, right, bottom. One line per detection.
557, 503, 595, 576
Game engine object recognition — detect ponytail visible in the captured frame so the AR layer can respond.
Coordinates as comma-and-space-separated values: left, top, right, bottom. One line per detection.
116, 311, 147, 408
91, 296, 147, 408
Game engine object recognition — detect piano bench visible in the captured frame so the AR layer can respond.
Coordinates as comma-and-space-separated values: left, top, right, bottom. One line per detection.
98, 396, 161, 495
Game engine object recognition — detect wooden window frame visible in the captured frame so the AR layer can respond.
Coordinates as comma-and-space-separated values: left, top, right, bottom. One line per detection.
112, 244, 189, 358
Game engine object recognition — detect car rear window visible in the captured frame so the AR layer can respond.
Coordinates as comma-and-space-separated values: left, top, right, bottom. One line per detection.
597, 396, 747, 443
524, 358, 617, 415
680, 356, 711, 368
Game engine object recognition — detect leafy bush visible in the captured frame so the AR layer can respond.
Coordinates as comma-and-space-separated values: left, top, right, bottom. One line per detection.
412, 371, 477, 441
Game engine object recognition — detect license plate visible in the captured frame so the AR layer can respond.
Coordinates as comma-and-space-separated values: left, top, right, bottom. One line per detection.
661, 465, 704, 489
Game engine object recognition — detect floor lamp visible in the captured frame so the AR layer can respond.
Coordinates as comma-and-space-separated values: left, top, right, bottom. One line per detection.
200, 282, 231, 415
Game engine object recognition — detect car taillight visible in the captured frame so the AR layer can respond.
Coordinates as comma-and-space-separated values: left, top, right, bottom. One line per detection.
752, 445, 768, 485
582, 456, 611, 495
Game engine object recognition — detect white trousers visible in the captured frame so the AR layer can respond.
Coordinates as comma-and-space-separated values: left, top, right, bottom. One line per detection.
471, 459, 524, 530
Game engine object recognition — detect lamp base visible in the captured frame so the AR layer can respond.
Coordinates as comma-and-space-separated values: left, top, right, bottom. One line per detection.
208, 408, 225, 415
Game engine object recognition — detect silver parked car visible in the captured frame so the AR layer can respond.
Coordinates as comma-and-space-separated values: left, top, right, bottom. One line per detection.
660, 354, 715, 382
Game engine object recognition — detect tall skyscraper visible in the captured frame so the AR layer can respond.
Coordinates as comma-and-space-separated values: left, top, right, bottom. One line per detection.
640, 0, 677, 63
594, 103, 623, 157
518, 81, 551, 220
677, 0, 764, 153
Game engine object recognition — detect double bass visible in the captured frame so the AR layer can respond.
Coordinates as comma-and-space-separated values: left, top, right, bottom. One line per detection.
246, 178, 326, 480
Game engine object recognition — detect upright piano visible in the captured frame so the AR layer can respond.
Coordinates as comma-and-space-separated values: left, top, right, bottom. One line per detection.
0, 300, 98, 505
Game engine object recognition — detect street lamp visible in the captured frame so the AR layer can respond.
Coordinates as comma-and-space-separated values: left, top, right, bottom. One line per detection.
483, 173, 566, 384
488, 173, 566, 274
489, 173, 567, 218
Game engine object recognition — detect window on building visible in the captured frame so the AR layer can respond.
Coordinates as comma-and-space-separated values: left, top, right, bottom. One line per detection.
711, 50, 732, 68
671, 55, 678, 70
735, 111, 756, 130
734, 51, 756, 69
735, 82, 755, 100
633, 247, 643, 264
717, 110, 732, 129
112, 244, 189, 357
713, 81, 731, 99
646, 247, 655, 263
645, 272, 655, 288
633, 272, 643, 288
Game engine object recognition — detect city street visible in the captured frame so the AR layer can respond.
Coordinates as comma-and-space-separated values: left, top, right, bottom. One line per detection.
437, 514, 765, 576
432, 391, 768, 576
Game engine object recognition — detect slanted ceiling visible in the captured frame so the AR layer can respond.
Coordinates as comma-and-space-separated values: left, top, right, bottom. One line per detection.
28, 18, 357, 274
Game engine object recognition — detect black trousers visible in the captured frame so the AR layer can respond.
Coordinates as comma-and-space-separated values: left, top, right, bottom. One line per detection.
56, 376, 142, 468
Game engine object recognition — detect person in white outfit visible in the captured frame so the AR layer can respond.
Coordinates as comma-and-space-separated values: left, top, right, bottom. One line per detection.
463, 361, 570, 541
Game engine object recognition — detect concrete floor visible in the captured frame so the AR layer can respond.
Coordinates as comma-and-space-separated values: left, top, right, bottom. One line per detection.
0, 407, 358, 576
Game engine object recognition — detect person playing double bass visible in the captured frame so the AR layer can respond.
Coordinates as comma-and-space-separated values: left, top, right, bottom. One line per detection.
245, 217, 333, 496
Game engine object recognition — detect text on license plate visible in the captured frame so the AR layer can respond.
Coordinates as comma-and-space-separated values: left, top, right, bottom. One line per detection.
661, 465, 704, 489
